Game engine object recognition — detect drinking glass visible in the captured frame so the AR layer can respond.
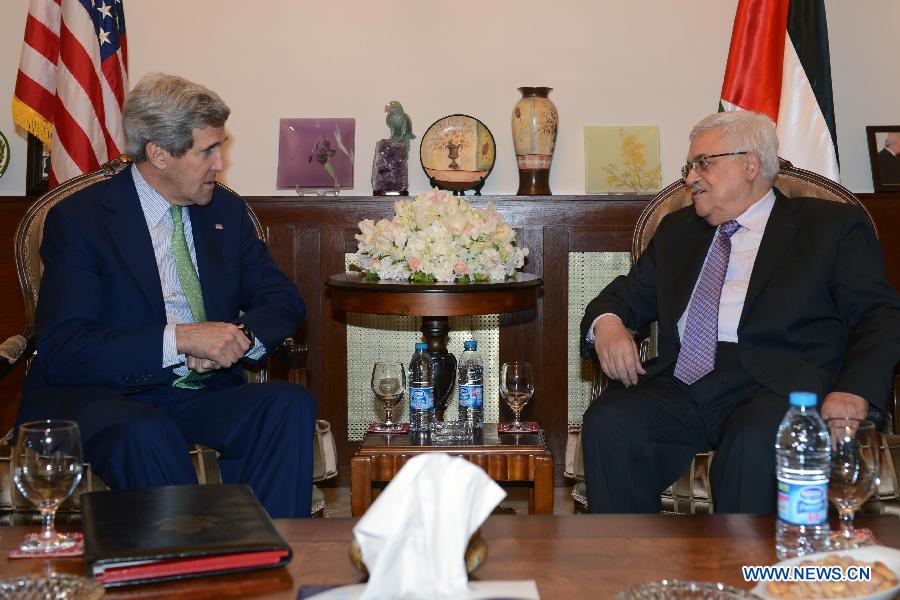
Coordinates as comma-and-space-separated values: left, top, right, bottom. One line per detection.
12, 420, 84, 552
371, 361, 407, 432
827, 418, 879, 549
500, 361, 534, 432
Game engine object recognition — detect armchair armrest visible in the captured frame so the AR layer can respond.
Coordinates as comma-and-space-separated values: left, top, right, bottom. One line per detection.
890, 366, 899, 435
241, 336, 309, 387
0, 331, 34, 380
587, 322, 654, 404
276, 337, 309, 388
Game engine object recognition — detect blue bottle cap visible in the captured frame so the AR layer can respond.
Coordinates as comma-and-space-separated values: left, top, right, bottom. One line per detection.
789, 391, 817, 407
415, 342, 427, 350
464, 340, 477, 350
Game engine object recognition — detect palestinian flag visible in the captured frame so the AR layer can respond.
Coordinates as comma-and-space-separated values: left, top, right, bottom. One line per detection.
720, 0, 839, 182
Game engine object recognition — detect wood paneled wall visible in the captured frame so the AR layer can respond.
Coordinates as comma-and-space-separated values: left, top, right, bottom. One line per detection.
0, 193, 897, 486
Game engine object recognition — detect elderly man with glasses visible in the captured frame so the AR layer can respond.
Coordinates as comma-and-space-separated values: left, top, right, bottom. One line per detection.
579, 110, 900, 514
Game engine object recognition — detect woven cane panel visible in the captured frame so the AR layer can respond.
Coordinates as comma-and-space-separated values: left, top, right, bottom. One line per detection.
346, 314, 500, 440
567, 252, 631, 427
344, 255, 500, 440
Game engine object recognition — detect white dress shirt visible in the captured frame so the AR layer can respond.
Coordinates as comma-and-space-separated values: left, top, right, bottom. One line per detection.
132, 165, 198, 374
676, 188, 776, 342
587, 188, 776, 345
132, 165, 264, 375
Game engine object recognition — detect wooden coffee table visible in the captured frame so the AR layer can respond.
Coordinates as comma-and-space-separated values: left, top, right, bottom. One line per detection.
2, 515, 899, 597
350, 423, 553, 516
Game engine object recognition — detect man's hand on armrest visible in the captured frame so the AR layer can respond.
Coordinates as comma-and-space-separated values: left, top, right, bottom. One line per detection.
821, 391, 868, 421
176, 322, 251, 369
593, 314, 645, 387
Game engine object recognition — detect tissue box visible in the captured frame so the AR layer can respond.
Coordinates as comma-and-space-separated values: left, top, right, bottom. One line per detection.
349, 530, 487, 576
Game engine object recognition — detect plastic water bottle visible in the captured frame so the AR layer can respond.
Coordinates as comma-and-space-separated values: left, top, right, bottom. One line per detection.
457, 339, 484, 429
408, 342, 434, 432
774, 391, 831, 559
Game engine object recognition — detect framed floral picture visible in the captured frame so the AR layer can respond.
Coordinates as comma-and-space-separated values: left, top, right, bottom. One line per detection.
584, 125, 661, 194
866, 125, 900, 192
277, 118, 355, 191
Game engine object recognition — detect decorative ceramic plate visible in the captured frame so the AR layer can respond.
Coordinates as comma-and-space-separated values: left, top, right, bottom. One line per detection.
751, 546, 900, 600
420, 114, 495, 193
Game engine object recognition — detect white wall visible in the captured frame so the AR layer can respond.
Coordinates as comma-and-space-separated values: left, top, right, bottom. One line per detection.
1, 0, 897, 196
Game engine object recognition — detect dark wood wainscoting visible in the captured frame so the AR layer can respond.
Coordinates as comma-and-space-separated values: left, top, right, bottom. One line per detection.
247, 195, 651, 486
0, 193, 897, 486
0, 198, 33, 433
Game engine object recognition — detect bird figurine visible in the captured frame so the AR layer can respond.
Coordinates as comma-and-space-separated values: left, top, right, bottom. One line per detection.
385, 100, 415, 151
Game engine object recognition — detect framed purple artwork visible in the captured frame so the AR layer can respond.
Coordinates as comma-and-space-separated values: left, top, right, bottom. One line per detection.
277, 118, 355, 190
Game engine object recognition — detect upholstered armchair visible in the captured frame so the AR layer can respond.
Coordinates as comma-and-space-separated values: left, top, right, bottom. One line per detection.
0, 156, 336, 522
568, 159, 900, 516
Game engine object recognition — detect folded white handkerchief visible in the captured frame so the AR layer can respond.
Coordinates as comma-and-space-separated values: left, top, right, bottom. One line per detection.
353, 453, 506, 600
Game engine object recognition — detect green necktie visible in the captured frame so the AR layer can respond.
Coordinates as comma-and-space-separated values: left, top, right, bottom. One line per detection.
170, 205, 209, 389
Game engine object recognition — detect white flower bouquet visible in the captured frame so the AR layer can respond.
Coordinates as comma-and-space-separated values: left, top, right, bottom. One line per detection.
351, 188, 529, 283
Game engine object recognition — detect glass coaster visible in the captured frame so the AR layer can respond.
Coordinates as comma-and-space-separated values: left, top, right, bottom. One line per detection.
498, 421, 539, 434
8, 533, 85, 559
367, 422, 409, 434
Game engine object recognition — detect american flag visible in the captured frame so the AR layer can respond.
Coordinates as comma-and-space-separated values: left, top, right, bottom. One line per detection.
12, 0, 128, 188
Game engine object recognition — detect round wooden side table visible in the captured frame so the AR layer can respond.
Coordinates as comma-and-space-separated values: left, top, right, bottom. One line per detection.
325, 272, 543, 418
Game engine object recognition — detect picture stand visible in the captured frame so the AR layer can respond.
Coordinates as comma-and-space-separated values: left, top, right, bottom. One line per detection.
373, 190, 408, 197
295, 185, 342, 197
426, 174, 487, 197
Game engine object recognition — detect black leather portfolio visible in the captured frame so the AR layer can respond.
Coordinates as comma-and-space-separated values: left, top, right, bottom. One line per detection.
81, 484, 292, 587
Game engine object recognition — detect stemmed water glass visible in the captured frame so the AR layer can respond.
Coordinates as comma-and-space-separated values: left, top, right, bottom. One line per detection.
12, 420, 84, 552
371, 362, 407, 432
500, 361, 534, 432
827, 418, 879, 549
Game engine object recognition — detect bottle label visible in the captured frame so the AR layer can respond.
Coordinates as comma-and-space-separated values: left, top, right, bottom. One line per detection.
458, 384, 483, 408
777, 479, 828, 525
410, 387, 434, 410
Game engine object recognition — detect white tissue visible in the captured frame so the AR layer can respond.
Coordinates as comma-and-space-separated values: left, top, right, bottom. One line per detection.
353, 453, 506, 600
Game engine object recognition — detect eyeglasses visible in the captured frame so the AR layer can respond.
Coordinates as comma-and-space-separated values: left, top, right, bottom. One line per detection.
681, 151, 748, 179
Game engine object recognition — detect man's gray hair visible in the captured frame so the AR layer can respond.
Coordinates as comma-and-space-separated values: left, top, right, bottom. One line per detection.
689, 111, 780, 182
123, 73, 230, 161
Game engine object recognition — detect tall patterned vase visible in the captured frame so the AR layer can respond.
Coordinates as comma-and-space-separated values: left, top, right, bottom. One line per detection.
511, 87, 558, 195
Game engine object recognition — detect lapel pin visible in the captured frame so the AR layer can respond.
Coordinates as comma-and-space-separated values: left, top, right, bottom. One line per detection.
215, 224, 224, 230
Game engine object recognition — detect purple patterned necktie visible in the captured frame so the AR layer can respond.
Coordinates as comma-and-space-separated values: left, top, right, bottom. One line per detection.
674, 219, 742, 385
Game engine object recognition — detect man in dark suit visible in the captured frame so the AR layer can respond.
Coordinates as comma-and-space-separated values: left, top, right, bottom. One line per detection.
17, 73, 316, 518
580, 110, 900, 514
877, 132, 900, 185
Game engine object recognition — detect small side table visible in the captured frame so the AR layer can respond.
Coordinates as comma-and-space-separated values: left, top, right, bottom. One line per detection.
350, 424, 553, 516
326, 272, 543, 419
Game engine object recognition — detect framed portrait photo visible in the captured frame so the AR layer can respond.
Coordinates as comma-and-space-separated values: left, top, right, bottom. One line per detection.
26, 133, 50, 197
866, 125, 900, 192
